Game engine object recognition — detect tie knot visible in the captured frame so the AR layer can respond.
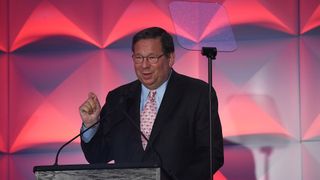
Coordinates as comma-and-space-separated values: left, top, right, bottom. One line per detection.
148, 90, 156, 101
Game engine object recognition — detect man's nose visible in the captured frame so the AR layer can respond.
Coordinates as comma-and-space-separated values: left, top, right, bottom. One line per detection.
141, 58, 151, 68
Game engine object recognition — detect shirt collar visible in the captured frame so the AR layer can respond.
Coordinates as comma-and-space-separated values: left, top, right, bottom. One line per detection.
141, 70, 172, 110
141, 70, 172, 95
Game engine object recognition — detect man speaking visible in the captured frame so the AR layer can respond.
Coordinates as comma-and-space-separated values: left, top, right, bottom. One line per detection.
79, 27, 224, 180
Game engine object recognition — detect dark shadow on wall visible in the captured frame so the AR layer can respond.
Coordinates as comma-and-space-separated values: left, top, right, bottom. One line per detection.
221, 139, 257, 180
13, 36, 98, 53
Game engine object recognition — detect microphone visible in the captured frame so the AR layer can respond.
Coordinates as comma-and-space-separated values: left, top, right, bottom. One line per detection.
53, 96, 125, 166
53, 91, 178, 180
54, 119, 99, 165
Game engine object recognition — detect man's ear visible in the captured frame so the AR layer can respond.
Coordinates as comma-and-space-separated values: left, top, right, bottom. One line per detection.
169, 53, 175, 67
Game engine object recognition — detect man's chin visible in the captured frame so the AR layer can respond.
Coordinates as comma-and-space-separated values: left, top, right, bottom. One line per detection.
141, 80, 156, 89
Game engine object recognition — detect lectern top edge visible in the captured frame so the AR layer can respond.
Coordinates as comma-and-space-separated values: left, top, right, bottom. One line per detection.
33, 162, 160, 173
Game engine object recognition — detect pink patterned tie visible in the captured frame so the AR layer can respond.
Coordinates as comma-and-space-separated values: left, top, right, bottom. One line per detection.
140, 90, 157, 150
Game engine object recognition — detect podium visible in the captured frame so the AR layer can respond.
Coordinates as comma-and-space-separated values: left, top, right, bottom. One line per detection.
33, 163, 161, 180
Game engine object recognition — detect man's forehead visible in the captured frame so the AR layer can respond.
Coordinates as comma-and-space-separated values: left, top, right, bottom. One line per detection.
133, 38, 162, 51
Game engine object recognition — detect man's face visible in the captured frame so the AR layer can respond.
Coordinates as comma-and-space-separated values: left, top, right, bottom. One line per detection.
133, 38, 175, 90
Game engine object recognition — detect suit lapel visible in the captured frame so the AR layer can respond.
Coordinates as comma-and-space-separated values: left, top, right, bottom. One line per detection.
124, 81, 146, 159
125, 81, 141, 131
146, 71, 182, 151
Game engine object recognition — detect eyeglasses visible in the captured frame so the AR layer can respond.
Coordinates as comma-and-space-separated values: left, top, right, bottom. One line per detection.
132, 54, 164, 64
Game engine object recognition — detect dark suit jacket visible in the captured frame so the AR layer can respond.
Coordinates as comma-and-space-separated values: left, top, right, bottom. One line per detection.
81, 70, 224, 180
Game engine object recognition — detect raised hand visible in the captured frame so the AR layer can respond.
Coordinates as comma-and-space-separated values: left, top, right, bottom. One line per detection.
79, 92, 101, 127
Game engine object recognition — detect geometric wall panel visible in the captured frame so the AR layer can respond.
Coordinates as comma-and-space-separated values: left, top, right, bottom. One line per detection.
0, 155, 8, 180
8, 49, 134, 153
300, 35, 320, 141
212, 38, 300, 143
302, 141, 320, 180
221, 143, 256, 180
8, 149, 86, 180
0, 54, 8, 153
222, 0, 299, 39
1, 0, 320, 179
9, 0, 100, 52
0, 0, 7, 52
102, 0, 174, 47
8, 52, 85, 152
252, 143, 302, 180
222, 142, 302, 180
8, 0, 176, 52
300, 0, 320, 34
103, 48, 137, 81
172, 46, 204, 79
6, 0, 303, 52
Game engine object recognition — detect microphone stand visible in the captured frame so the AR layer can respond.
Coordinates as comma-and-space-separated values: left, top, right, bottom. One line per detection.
201, 47, 217, 180
53, 99, 178, 179
53, 96, 122, 166
54, 120, 100, 166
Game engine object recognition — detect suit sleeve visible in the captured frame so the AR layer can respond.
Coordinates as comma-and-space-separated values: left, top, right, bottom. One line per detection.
180, 88, 224, 180
80, 92, 115, 164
